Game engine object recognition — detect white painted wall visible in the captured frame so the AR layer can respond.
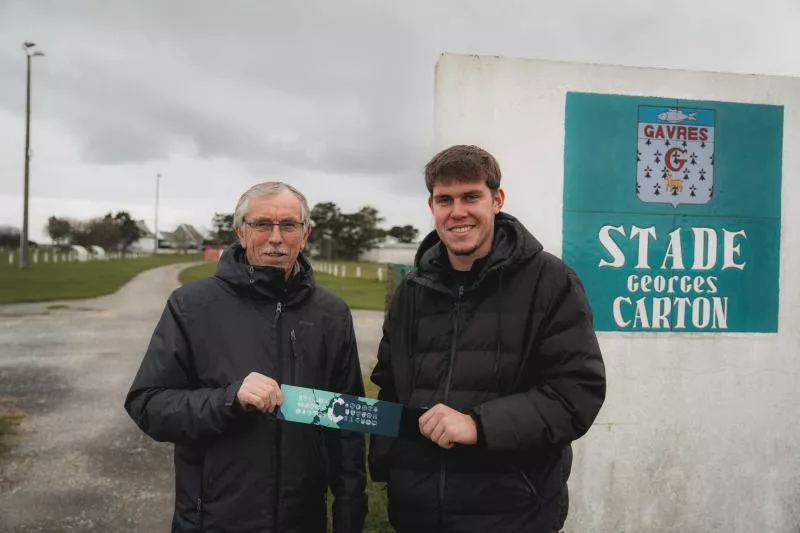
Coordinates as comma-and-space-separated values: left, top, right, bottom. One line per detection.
359, 243, 418, 264
133, 237, 156, 253
434, 53, 800, 532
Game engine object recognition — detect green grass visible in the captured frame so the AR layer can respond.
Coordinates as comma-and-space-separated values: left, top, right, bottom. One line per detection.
324, 377, 391, 533
361, 379, 392, 533
0, 414, 24, 456
0, 252, 204, 305
0, 414, 22, 435
179, 262, 216, 284
311, 260, 386, 282
315, 274, 385, 311
180, 262, 387, 311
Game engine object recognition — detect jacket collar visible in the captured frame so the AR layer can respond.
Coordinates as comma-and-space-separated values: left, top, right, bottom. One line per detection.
411, 212, 543, 295
213, 243, 315, 305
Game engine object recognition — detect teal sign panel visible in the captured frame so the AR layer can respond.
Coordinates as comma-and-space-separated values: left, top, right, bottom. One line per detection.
563, 92, 783, 332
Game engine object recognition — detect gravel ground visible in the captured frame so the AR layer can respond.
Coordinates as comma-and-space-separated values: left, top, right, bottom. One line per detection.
0, 263, 383, 532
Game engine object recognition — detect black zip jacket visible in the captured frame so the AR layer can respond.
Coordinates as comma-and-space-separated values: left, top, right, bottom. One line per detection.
125, 244, 367, 532
369, 213, 606, 533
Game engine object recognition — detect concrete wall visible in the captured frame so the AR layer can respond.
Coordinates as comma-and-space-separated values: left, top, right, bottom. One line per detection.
434, 53, 800, 532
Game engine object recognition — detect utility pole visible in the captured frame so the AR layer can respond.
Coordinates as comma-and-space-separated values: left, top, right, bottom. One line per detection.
20, 42, 45, 270
154, 173, 161, 255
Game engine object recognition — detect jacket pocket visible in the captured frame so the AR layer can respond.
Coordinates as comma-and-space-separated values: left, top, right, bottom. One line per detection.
173, 444, 204, 531
288, 327, 328, 389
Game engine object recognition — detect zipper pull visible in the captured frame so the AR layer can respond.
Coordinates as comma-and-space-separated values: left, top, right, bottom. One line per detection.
290, 329, 297, 358
273, 302, 283, 327
458, 284, 464, 299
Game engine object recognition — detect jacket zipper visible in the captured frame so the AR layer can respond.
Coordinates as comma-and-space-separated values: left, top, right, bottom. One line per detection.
438, 283, 463, 531
520, 470, 538, 500
198, 443, 205, 528
272, 301, 283, 532
289, 328, 298, 383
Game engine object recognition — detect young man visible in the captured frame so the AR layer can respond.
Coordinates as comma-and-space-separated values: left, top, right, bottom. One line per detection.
369, 145, 606, 532
125, 181, 367, 532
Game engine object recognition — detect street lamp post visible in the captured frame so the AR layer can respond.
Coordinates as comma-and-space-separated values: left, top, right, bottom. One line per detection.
20, 42, 45, 270
154, 173, 161, 255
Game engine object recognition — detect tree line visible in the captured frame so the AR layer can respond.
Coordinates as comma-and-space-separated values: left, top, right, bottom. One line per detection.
211, 202, 419, 261
0, 213, 143, 256
44, 212, 144, 256
1, 202, 419, 262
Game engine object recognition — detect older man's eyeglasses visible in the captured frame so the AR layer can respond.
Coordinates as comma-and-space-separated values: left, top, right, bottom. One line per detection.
244, 219, 305, 234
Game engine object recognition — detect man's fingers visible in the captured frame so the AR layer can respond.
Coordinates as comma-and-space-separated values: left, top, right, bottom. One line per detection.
419, 408, 434, 427
432, 421, 455, 448
419, 404, 444, 427
263, 383, 282, 405
242, 376, 283, 401
241, 391, 267, 412
420, 414, 440, 437
249, 382, 271, 399
430, 421, 449, 444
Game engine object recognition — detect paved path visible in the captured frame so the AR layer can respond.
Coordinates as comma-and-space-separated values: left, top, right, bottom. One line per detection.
0, 263, 384, 532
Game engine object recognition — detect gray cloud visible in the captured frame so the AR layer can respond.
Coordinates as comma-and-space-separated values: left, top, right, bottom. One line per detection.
0, 0, 437, 178
0, 0, 798, 236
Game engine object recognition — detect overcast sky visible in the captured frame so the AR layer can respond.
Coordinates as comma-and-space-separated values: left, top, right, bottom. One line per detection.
1, 0, 798, 242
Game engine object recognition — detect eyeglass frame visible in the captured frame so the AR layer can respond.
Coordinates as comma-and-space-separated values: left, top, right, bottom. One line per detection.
242, 218, 307, 234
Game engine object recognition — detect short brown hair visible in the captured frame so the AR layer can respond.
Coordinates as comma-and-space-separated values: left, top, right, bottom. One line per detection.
424, 145, 501, 194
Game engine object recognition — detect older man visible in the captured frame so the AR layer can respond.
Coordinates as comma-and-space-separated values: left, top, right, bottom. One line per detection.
125, 181, 367, 532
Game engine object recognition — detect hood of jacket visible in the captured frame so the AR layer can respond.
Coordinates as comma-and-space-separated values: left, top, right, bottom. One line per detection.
213, 242, 315, 305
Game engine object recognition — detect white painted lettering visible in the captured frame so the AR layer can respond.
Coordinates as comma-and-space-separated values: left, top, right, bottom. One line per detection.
613, 297, 631, 327
722, 229, 747, 270
691, 228, 717, 270
598, 225, 626, 268
631, 226, 657, 269
661, 228, 685, 269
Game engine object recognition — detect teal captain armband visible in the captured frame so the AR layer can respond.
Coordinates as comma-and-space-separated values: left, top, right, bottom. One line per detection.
274, 384, 423, 438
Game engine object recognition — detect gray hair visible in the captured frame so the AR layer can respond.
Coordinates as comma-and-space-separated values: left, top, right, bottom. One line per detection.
233, 181, 311, 230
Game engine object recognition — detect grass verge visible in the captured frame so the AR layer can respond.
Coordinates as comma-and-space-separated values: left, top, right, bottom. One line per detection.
0, 414, 24, 456
0, 253, 203, 305
362, 378, 392, 532
179, 263, 386, 311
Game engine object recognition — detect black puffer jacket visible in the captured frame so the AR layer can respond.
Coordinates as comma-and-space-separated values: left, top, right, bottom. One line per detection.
369, 213, 605, 533
125, 244, 367, 532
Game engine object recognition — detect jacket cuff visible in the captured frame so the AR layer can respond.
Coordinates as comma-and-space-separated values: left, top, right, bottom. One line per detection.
224, 379, 245, 414
469, 411, 487, 449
